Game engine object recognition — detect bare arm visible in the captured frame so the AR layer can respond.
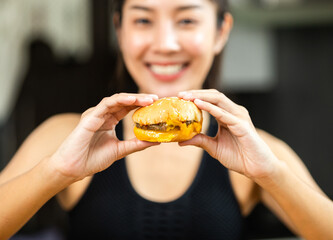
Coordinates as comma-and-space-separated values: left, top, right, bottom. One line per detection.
0, 114, 80, 239
0, 157, 74, 240
259, 163, 333, 240
258, 130, 333, 239
179, 90, 333, 240
0, 93, 159, 239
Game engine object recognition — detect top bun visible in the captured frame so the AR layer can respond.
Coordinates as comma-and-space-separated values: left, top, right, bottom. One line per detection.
133, 97, 202, 125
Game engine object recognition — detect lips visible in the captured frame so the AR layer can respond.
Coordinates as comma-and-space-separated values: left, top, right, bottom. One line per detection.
147, 63, 188, 82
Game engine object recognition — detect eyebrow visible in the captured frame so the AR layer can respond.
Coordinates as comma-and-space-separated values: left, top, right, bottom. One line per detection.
128, 5, 202, 12
176, 5, 202, 12
129, 5, 152, 12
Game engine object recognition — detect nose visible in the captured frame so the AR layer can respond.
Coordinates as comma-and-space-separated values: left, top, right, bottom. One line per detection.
152, 21, 180, 54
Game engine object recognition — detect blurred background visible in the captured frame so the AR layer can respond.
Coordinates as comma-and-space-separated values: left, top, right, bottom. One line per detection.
0, 0, 333, 239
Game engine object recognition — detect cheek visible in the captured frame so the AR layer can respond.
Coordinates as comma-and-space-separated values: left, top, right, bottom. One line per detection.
122, 31, 150, 60
182, 30, 215, 58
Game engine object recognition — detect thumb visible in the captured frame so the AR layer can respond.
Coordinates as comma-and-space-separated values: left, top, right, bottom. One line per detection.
179, 133, 217, 155
116, 138, 160, 159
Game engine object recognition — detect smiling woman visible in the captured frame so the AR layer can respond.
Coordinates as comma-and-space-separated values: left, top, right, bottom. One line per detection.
113, 0, 229, 95
114, 0, 229, 98
0, 0, 333, 239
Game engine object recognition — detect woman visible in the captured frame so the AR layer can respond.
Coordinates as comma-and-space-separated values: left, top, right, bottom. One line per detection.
0, 0, 332, 239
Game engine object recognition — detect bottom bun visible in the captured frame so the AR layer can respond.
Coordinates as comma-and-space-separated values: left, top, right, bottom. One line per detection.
134, 122, 201, 143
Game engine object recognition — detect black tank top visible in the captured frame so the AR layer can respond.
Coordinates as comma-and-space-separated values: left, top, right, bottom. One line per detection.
67, 118, 245, 239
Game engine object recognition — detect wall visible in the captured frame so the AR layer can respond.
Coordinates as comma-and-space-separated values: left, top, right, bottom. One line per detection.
0, 0, 90, 124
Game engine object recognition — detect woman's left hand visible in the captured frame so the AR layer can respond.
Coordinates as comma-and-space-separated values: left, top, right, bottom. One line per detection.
178, 89, 280, 179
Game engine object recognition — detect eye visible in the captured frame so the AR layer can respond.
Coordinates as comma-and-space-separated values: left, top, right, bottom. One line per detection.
178, 18, 197, 26
135, 18, 151, 25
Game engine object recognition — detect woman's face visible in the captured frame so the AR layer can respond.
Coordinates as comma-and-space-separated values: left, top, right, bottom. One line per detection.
117, 0, 230, 97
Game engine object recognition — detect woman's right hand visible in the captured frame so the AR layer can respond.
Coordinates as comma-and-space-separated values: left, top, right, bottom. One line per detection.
49, 93, 159, 181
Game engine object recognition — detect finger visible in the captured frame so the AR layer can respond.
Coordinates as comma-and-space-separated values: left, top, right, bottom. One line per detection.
100, 93, 160, 129
111, 105, 137, 122
178, 89, 241, 116
120, 93, 159, 106
179, 134, 218, 158
116, 138, 160, 159
179, 89, 219, 96
194, 99, 254, 137
99, 106, 136, 131
96, 93, 158, 117
193, 98, 238, 126
87, 93, 157, 120
79, 94, 157, 132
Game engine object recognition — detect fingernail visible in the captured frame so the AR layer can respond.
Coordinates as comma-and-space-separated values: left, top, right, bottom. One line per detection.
149, 94, 158, 100
144, 97, 154, 102
180, 92, 192, 99
127, 96, 136, 101
194, 98, 203, 104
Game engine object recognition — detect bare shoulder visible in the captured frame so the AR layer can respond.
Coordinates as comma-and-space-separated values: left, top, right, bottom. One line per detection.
256, 128, 301, 164
0, 113, 91, 211
16, 113, 81, 158
257, 128, 286, 148
256, 128, 323, 193
257, 128, 305, 176
230, 128, 322, 218
255, 129, 325, 231
0, 113, 81, 183
36, 113, 81, 137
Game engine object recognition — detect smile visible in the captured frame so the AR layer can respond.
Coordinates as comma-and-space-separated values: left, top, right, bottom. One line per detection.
149, 64, 185, 75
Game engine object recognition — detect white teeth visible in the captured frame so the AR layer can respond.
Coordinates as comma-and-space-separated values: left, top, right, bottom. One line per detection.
150, 64, 183, 75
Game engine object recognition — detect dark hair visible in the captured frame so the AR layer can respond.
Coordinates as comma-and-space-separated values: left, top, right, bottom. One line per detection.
112, 0, 229, 92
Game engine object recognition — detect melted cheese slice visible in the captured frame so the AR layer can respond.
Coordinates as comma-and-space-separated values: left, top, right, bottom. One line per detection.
134, 120, 202, 142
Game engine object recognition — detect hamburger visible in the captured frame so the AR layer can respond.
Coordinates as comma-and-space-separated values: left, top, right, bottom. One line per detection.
132, 97, 202, 142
